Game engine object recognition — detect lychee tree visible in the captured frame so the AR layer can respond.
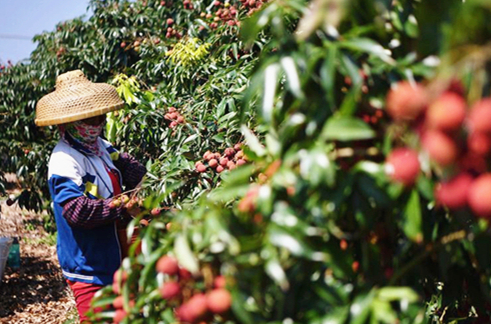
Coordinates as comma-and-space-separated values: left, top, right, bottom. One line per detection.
83, 0, 491, 323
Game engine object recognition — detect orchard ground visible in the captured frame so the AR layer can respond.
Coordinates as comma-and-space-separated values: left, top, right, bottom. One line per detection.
0, 175, 77, 324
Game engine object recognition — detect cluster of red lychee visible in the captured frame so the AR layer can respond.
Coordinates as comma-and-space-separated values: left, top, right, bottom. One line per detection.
197, 2, 239, 30
156, 255, 232, 323
238, 0, 267, 16
164, 18, 183, 39
164, 107, 185, 128
195, 144, 247, 174
109, 194, 140, 209
111, 269, 134, 323
56, 46, 66, 58
120, 39, 143, 52
183, 0, 194, 10
109, 193, 163, 217
384, 80, 491, 219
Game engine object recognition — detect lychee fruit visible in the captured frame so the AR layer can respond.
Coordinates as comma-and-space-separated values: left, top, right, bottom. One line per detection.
435, 173, 473, 210
385, 148, 420, 186
159, 281, 181, 299
178, 267, 193, 280
386, 81, 428, 121
468, 98, 491, 133
209, 159, 218, 168
467, 131, 491, 156
113, 309, 127, 323
206, 288, 232, 314
113, 295, 124, 309
421, 130, 458, 166
177, 293, 208, 322
425, 92, 466, 131
468, 174, 491, 218
213, 275, 226, 289
196, 163, 207, 173
155, 255, 179, 275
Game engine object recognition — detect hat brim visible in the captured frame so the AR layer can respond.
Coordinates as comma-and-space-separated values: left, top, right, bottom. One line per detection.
35, 74, 125, 127
35, 102, 124, 126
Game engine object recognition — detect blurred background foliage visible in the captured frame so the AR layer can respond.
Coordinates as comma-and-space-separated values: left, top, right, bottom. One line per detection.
2, 0, 491, 322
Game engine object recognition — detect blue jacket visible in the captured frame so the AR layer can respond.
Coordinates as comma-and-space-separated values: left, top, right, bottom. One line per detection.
48, 137, 123, 285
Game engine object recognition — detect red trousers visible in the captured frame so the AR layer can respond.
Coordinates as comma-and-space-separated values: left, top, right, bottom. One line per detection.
67, 280, 103, 323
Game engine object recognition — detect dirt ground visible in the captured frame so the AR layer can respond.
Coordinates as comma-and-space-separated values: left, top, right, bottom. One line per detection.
0, 188, 78, 324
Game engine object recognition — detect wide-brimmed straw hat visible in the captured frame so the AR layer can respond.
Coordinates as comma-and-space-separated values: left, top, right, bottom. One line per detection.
35, 70, 124, 126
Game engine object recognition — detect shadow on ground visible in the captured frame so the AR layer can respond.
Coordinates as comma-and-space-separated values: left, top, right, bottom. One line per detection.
0, 250, 71, 318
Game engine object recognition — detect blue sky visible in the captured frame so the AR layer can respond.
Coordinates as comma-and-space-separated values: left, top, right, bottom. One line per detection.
0, 0, 92, 64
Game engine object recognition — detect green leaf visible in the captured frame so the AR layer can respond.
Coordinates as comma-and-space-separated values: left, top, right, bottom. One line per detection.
342, 38, 395, 65
262, 63, 280, 123
174, 233, 199, 274
321, 116, 375, 141
280, 56, 304, 99
350, 289, 376, 324
241, 125, 266, 156
265, 257, 289, 291
403, 190, 423, 243
377, 287, 419, 303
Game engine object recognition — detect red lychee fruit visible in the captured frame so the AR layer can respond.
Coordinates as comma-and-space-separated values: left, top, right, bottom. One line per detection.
425, 92, 466, 131
216, 165, 225, 173
203, 151, 213, 160
227, 161, 236, 170
236, 159, 246, 166
385, 148, 420, 186
235, 150, 244, 159
467, 131, 491, 156
177, 293, 208, 322
167, 18, 174, 25
219, 157, 229, 166
113, 309, 127, 323
209, 159, 218, 168
468, 98, 491, 133
206, 288, 232, 314
159, 281, 181, 299
155, 256, 179, 275
421, 130, 458, 166
213, 275, 226, 289
224, 147, 236, 157
178, 267, 193, 280
150, 207, 162, 216
386, 81, 428, 121
109, 198, 121, 209
196, 163, 207, 173
113, 269, 129, 284
459, 152, 488, 174
435, 173, 473, 210
113, 295, 124, 309
468, 174, 491, 218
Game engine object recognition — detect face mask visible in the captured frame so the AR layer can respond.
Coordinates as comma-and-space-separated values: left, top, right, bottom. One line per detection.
68, 120, 105, 144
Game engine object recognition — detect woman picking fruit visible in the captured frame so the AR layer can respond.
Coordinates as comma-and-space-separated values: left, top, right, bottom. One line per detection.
35, 70, 146, 323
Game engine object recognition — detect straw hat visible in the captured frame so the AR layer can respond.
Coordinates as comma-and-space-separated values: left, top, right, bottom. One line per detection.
35, 70, 124, 126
